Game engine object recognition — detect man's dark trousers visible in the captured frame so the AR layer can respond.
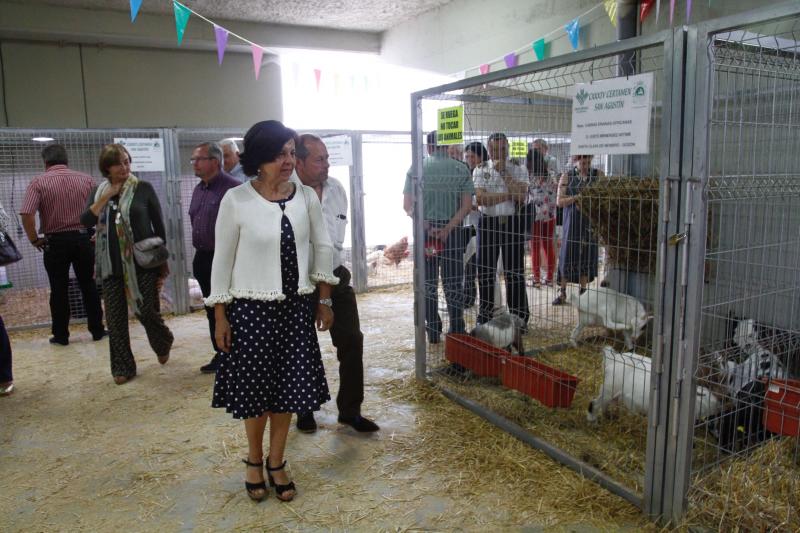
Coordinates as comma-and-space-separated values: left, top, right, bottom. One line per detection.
193, 249, 220, 354
43, 231, 104, 341
314, 265, 364, 418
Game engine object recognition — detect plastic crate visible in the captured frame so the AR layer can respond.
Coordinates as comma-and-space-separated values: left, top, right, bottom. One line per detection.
763, 379, 800, 437
501, 356, 579, 408
444, 333, 506, 377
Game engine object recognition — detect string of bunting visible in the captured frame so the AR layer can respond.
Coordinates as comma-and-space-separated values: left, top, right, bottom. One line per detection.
469, 0, 708, 77
129, 0, 275, 80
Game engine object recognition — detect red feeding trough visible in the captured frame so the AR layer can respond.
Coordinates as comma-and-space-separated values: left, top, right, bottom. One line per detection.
501, 356, 580, 408
444, 333, 507, 377
763, 379, 800, 437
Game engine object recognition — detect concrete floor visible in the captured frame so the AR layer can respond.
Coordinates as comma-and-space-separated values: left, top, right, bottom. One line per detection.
0, 288, 645, 532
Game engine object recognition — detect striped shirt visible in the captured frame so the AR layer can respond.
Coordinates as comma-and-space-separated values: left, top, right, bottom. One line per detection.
20, 165, 97, 234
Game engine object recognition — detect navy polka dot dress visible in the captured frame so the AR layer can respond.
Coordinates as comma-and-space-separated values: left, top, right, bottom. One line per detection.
212, 189, 331, 419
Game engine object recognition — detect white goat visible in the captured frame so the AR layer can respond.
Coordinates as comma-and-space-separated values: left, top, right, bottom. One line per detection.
587, 346, 723, 423
566, 286, 651, 350
716, 318, 787, 395
470, 311, 525, 354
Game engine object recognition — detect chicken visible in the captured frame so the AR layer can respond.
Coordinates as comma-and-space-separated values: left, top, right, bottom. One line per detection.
366, 249, 384, 274
382, 236, 410, 267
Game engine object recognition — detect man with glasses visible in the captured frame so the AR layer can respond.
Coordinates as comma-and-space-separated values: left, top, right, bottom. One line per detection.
188, 142, 240, 373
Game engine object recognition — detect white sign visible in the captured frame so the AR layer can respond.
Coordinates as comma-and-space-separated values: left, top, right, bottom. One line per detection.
113, 137, 166, 172
322, 135, 353, 167
569, 72, 653, 155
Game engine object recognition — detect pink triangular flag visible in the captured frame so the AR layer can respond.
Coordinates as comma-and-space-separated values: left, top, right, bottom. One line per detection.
479, 64, 490, 75
251, 45, 264, 80
503, 52, 518, 69
214, 25, 228, 65
314, 69, 321, 92
670, 0, 675, 24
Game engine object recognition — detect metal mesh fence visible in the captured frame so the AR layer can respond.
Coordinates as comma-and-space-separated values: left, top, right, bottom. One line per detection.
0, 128, 178, 329
688, 16, 800, 530
413, 41, 670, 503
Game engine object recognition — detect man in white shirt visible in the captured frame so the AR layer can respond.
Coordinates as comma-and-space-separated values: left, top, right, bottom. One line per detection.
219, 138, 247, 181
292, 134, 379, 434
473, 132, 530, 328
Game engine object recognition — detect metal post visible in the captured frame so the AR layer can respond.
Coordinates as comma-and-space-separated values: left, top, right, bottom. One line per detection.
348, 132, 368, 294
162, 128, 190, 315
410, 95, 427, 380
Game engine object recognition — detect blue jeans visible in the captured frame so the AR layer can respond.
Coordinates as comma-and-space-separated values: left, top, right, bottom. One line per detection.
424, 224, 466, 341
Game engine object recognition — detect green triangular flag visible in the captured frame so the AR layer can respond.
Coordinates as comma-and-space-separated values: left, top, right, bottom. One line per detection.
173, 1, 191, 45
532, 38, 546, 61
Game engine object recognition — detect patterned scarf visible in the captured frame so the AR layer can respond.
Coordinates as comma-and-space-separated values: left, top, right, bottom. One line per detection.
94, 174, 144, 314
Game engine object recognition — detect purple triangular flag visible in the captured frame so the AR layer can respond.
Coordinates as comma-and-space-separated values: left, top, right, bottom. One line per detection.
565, 18, 580, 50
130, 0, 142, 22
686, 0, 692, 22
214, 25, 228, 65
503, 52, 518, 69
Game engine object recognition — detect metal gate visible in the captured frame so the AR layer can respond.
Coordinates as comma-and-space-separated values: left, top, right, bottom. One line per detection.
410, 28, 682, 512
671, 3, 800, 528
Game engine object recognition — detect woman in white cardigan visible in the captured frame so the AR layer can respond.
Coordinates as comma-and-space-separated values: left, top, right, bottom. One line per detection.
206, 120, 338, 503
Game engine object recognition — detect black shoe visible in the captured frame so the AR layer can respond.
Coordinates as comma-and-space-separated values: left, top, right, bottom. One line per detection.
49, 336, 69, 346
337, 414, 380, 433
296, 412, 317, 433
552, 291, 567, 306
200, 354, 219, 374
92, 330, 108, 341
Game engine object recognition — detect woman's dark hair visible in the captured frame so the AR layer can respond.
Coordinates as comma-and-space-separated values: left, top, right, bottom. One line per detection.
526, 148, 548, 177
240, 120, 297, 177
98, 143, 132, 178
464, 141, 488, 162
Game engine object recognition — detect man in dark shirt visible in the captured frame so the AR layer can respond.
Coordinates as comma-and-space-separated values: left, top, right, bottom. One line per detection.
188, 142, 240, 373
20, 144, 106, 345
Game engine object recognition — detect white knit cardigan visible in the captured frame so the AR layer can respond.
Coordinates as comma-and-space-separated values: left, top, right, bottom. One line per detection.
204, 182, 339, 306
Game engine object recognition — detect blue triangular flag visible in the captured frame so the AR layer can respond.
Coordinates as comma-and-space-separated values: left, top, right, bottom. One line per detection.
565, 18, 580, 50
130, 0, 142, 22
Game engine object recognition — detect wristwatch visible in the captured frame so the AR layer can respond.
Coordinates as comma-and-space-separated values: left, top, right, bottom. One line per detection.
319, 298, 333, 307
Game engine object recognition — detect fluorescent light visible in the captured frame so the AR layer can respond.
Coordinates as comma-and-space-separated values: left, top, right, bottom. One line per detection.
32, 137, 55, 142
230, 137, 244, 141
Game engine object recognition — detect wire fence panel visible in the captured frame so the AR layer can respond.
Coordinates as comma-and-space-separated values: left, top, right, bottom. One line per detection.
0, 128, 179, 329
411, 34, 676, 507
684, 12, 800, 530
362, 133, 414, 289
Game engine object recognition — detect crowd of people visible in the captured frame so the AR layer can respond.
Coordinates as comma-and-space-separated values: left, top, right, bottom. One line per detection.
1, 120, 379, 503
407, 132, 603, 343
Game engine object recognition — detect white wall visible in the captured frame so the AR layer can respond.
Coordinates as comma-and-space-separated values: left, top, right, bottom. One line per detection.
0, 1, 380, 128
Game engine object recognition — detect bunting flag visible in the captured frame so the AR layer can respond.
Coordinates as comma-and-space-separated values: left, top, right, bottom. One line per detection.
686, 0, 693, 22
251, 44, 264, 80
640, 0, 656, 22
656, 0, 661, 23
479, 64, 490, 75
314, 69, 321, 92
129, 0, 142, 22
503, 52, 518, 68
604, 0, 617, 27
670, 0, 675, 25
173, 1, 191, 45
565, 18, 580, 50
532, 38, 547, 61
214, 25, 228, 65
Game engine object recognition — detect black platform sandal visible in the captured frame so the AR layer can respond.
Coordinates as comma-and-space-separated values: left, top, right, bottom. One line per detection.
242, 458, 268, 502
266, 460, 296, 502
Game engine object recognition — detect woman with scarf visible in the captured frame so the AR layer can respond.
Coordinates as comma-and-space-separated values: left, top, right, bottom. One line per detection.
81, 143, 173, 385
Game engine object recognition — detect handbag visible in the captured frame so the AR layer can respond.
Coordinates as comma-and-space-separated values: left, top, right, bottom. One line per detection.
132, 236, 169, 269
0, 231, 22, 267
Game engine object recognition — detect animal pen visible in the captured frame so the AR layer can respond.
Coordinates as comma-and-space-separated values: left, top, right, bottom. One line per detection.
409, 2, 800, 528
0, 128, 414, 330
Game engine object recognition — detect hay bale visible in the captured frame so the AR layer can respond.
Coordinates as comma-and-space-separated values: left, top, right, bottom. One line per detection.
575, 177, 660, 274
